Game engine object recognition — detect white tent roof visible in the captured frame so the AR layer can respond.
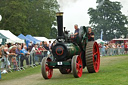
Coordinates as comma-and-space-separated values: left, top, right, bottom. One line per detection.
0, 30, 24, 43
34, 37, 49, 42
112, 38, 128, 41
95, 39, 105, 43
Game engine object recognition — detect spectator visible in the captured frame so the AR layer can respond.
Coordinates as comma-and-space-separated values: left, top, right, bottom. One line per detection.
35, 45, 44, 63
15, 45, 22, 67
124, 42, 128, 53
1, 47, 15, 71
101, 44, 106, 56
9, 45, 18, 70
39, 42, 43, 47
28, 41, 34, 52
30, 44, 38, 66
20, 46, 30, 67
49, 41, 52, 50
43, 41, 49, 57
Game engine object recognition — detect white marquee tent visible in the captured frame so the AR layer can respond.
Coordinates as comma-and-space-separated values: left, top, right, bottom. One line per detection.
0, 30, 24, 43
95, 39, 105, 44
34, 37, 49, 42
34, 37, 56, 44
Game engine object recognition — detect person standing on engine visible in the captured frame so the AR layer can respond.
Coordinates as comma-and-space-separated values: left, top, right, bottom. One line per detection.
73, 24, 79, 37
88, 27, 94, 41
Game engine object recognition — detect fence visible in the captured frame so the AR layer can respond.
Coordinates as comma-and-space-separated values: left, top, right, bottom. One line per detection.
100, 48, 125, 57
0, 48, 126, 76
0, 50, 52, 75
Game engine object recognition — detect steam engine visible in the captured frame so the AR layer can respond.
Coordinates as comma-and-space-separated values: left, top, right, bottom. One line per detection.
41, 12, 100, 79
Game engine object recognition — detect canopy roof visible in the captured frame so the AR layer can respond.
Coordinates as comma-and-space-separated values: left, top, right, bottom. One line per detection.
95, 39, 105, 44
34, 37, 49, 42
26, 35, 40, 44
0, 33, 8, 39
18, 34, 32, 42
112, 38, 128, 41
0, 30, 24, 43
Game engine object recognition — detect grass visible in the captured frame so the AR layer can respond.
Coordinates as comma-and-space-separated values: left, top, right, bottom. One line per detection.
0, 65, 41, 81
37, 55, 128, 85
0, 55, 128, 85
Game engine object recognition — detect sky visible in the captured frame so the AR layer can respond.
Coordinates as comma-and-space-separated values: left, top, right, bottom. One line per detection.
57, 0, 128, 33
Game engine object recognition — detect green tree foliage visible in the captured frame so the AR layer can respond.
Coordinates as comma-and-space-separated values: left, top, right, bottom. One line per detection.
0, 0, 59, 38
50, 27, 57, 39
88, 0, 128, 40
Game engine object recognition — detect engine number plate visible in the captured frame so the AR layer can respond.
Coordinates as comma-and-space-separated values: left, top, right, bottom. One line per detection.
57, 62, 63, 65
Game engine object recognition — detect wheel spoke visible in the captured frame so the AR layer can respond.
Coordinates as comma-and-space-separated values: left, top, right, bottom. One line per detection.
93, 52, 98, 56
46, 65, 49, 71
76, 63, 80, 70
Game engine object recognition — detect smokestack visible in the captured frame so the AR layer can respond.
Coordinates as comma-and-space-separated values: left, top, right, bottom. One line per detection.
56, 12, 63, 37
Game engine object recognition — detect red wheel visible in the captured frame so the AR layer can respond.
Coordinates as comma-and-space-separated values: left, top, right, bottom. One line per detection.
86, 41, 100, 73
93, 42, 100, 72
41, 57, 53, 79
72, 53, 83, 78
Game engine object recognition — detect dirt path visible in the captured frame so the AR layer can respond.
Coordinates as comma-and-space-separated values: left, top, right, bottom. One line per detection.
0, 56, 128, 85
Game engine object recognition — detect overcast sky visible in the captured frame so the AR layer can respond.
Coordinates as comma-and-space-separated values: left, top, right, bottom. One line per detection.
57, 0, 128, 33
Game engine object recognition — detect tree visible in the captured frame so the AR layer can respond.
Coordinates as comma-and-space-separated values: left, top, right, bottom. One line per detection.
0, 0, 29, 35
27, 0, 59, 38
0, 0, 59, 38
50, 27, 57, 39
88, 0, 128, 40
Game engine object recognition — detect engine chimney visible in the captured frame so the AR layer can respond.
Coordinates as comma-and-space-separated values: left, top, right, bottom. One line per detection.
56, 12, 63, 37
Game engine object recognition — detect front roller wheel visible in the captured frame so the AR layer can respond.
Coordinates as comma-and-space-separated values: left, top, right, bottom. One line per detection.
86, 41, 100, 73
72, 53, 83, 78
41, 57, 53, 79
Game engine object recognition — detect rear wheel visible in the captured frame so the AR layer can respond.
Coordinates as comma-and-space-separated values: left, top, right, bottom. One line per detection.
86, 41, 100, 73
59, 66, 71, 74
72, 53, 83, 78
41, 57, 53, 79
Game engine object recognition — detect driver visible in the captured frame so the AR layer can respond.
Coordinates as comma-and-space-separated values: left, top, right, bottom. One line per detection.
71, 24, 79, 38
73, 24, 79, 37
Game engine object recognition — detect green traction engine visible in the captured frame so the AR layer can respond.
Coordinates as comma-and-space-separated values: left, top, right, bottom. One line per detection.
41, 12, 100, 79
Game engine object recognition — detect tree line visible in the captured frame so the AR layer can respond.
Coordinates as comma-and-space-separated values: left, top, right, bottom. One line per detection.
0, 0, 59, 38
88, 0, 128, 40
0, 0, 128, 40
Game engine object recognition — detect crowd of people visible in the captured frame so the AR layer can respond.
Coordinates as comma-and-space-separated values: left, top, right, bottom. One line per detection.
99, 42, 128, 56
0, 41, 55, 73
1, 24, 128, 74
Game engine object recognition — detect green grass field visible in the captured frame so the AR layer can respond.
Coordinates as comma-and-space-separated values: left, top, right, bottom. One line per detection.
0, 55, 128, 85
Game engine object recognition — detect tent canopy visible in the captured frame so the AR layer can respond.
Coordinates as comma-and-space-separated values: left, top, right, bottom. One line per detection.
0, 33, 8, 39
0, 33, 8, 45
0, 30, 24, 43
26, 35, 40, 44
18, 34, 32, 42
18, 34, 34, 47
112, 38, 128, 41
95, 39, 105, 44
34, 37, 49, 42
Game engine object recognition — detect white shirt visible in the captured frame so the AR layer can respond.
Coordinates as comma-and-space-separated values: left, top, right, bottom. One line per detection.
31, 47, 38, 53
